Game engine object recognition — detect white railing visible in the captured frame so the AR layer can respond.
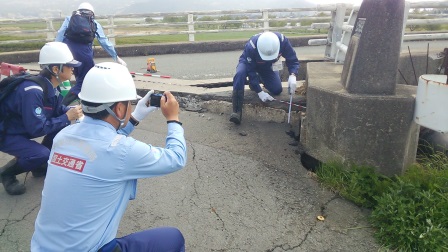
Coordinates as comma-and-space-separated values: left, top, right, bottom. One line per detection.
308, 1, 448, 63
0, 7, 337, 46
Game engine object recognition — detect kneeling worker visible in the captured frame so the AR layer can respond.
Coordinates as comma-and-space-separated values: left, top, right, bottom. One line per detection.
32, 62, 187, 251
230, 31, 300, 124
0, 42, 83, 195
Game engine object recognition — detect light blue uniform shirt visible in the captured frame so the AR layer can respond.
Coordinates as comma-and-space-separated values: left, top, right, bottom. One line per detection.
31, 116, 186, 252
55, 17, 118, 60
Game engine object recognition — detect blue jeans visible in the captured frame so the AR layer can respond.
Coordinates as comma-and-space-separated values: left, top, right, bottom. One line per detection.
100, 227, 185, 252
63, 39, 95, 95
233, 62, 282, 95
0, 131, 58, 171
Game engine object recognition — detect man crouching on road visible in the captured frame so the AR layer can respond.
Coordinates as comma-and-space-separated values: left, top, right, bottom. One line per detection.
230, 31, 300, 125
31, 62, 187, 252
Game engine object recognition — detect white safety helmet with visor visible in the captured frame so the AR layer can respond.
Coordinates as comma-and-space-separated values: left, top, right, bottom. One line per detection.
38, 42, 81, 82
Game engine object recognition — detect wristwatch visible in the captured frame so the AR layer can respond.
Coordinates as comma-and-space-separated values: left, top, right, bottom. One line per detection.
129, 117, 139, 126
167, 120, 183, 126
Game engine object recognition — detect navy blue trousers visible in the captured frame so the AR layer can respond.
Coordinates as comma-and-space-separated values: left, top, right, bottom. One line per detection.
0, 131, 57, 171
63, 39, 95, 95
100, 227, 185, 252
233, 62, 282, 95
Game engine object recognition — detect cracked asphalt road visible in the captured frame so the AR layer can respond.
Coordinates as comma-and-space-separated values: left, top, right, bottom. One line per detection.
0, 108, 380, 251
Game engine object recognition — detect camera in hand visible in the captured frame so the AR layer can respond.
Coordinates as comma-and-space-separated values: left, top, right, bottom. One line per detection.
149, 93, 163, 107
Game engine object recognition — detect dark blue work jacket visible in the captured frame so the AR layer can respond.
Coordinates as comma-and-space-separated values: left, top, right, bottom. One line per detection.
0, 76, 70, 139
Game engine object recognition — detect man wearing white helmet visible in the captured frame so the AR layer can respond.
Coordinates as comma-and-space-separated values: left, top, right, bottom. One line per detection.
0, 42, 84, 195
55, 2, 127, 106
230, 31, 300, 124
31, 62, 187, 252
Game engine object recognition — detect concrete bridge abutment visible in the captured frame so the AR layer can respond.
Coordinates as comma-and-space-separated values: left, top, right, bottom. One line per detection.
302, 62, 420, 176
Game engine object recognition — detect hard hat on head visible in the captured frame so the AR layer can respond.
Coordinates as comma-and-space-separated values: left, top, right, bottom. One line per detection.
38, 42, 81, 67
257, 32, 280, 61
78, 2, 94, 13
79, 62, 137, 104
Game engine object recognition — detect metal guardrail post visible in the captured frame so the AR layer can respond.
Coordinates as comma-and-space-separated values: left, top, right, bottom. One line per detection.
188, 14, 195, 42
326, 4, 347, 60
108, 16, 116, 46
46, 19, 55, 41
401, 1, 411, 50
335, 6, 358, 63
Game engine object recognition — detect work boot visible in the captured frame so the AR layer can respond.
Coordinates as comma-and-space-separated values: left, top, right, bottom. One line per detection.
31, 163, 48, 178
229, 89, 244, 125
0, 159, 26, 195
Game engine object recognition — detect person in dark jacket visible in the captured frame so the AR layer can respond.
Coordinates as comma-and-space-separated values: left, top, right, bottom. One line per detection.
230, 31, 300, 124
0, 42, 84, 195
55, 2, 127, 106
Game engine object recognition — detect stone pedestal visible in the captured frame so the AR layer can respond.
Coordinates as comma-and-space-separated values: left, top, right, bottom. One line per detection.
341, 0, 405, 95
303, 62, 419, 176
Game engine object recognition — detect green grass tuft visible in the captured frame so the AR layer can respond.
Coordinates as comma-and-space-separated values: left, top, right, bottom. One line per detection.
314, 153, 448, 251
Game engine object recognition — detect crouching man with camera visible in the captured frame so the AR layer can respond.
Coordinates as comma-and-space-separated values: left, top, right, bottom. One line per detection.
31, 62, 187, 252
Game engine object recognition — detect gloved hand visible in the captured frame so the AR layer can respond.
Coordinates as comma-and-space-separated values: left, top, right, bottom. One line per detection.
257, 91, 274, 102
131, 90, 157, 122
288, 74, 297, 95
116, 56, 127, 67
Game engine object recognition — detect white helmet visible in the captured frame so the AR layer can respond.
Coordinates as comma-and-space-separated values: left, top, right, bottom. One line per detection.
78, 2, 94, 13
79, 62, 137, 104
257, 32, 280, 61
38, 42, 81, 67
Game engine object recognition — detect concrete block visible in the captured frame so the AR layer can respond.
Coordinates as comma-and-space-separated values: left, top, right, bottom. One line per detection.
304, 62, 419, 176
397, 51, 444, 86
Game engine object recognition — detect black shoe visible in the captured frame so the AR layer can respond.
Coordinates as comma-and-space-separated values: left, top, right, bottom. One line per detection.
31, 165, 47, 178
230, 89, 244, 125
1, 175, 26, 195
229, 112, 241, 125
1, 159, 26, 195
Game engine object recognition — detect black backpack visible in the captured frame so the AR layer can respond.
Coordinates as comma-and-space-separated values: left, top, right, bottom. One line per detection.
0, 73, 49, 105
64, 10, 98, 44
0, 74, 50, 142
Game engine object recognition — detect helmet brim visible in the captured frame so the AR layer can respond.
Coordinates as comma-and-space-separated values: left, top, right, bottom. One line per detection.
259, 50, 279, 61
66, 59, 82, 67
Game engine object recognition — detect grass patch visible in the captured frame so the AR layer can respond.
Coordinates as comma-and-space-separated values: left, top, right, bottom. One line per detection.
314, 152, 448, 251
0, 22, 47, 30
0, 35, 45, 42
0, 29, 325, 53
0, 42, 46, 53
114, 30, 322, 45
316, 162, 392, 208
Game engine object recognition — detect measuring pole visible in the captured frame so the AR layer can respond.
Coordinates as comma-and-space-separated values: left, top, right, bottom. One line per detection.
287, 94, 293, 124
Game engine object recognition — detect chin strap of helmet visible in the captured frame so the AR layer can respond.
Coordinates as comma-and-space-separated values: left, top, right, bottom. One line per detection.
82, 102, 129, 130
44, 64, 64, 85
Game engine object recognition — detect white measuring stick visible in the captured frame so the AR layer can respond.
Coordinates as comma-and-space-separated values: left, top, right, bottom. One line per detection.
287, 94, 293, 124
